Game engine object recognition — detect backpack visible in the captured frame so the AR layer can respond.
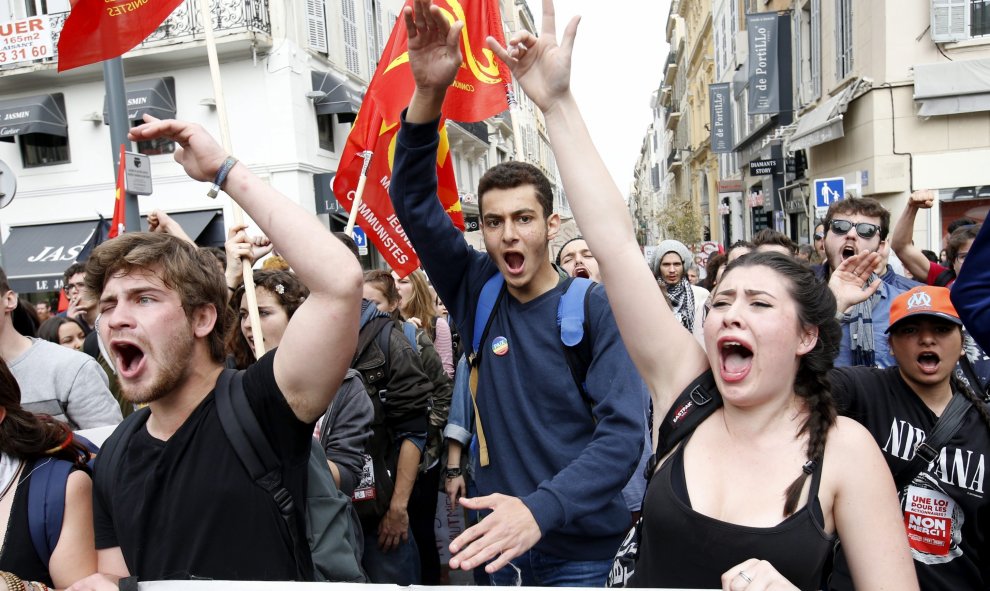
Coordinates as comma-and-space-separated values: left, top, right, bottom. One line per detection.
467, 274, 595, 466
27, 435, 99, 566
470, 274, 595, 400
933, 267, 956, 287
94, 370, 366, 583
27, 457, 74, 566
347, 307, 405, 522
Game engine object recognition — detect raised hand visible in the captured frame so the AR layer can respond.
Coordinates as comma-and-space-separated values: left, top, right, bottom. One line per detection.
129, 115, 228, 183
224, 224, 273, 289
485, 0, 580, 115
828, 250, 883, 313
406, 0, 464, 95
908, 189, 936, 209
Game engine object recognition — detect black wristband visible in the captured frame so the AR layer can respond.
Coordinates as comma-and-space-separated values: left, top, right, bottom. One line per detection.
443, 466, 463, 479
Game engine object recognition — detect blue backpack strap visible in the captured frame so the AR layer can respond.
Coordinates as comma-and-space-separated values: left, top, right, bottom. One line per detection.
359, 303, 379, 329
472, 273, 505, 358
28, 457, 73, 565
557, 277, 596, 412
402, 321, 418, 351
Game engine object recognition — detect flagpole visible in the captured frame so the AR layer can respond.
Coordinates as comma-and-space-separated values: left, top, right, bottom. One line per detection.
507, 87, 526, 163
103, 58, 141, 233
344, 151, 374, 235
199, 0, 265, 358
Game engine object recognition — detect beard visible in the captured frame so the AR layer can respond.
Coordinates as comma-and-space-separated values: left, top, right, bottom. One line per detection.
120, 324, 196, 405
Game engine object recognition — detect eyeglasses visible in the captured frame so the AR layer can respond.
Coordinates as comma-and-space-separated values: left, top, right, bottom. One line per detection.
64, 281, 85, 294
828, 219, 881, 239
814, 233, 824, 241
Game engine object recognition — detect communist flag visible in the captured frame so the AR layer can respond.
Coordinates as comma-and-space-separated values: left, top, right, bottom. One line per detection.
57, 0, 184, 72
109, 144, 127, 239
332, 98, 461, 278
368, 0, 511, 123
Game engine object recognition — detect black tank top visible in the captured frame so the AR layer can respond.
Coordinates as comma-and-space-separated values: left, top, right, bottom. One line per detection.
627, 436, 835, 590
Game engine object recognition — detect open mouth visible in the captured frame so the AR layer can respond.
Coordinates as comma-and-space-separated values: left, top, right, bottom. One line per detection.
917, 351, 941, 375
841, 245, 857, 260
574, 266, 590, 279
112, 342, 146, 379
504, 252, 525, 275
719, 340, 754, 382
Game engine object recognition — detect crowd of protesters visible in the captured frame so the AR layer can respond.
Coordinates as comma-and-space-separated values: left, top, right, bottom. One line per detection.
0, 1, 988, 590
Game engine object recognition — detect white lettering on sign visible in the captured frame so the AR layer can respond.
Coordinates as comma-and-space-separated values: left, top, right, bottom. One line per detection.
3, 111, 29, 120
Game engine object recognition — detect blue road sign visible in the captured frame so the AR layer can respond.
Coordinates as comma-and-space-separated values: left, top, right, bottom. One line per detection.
814, 177, 845, 208
351, 227, 367, 248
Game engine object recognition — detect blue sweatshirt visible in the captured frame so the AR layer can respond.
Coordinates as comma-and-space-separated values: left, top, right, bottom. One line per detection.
390, 113, 645, 560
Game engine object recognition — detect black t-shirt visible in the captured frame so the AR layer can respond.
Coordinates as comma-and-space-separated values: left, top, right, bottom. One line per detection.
94, 352, 313, 581
829, 366, 989, 591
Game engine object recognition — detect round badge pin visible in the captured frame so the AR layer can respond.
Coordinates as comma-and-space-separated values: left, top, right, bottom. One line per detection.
492, 336, 509, 356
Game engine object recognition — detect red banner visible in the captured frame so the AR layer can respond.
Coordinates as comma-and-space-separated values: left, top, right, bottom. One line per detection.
109, 144, 126, 239
57, 0, 183, 72
333, 0, 508, 277
367, 0, 511, 123
332, 101, 462, 278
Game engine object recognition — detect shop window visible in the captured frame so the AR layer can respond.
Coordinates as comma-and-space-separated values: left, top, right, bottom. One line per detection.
317, 113, 335, 152
19, 132, 69, 167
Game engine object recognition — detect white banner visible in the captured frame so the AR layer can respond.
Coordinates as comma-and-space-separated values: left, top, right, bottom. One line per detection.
0, 15, 54, 65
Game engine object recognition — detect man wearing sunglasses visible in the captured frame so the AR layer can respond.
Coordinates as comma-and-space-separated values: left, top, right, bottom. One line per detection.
820, 197, 916, 368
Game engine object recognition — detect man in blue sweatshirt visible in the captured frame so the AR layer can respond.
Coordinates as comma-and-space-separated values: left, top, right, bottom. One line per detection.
387, 1, 645, 586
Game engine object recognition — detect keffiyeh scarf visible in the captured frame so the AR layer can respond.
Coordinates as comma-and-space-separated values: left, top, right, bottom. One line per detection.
848, 273, 881, 367
665, 278, 696, 333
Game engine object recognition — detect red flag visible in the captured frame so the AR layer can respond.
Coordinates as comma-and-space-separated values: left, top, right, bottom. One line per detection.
367, 0, 512, 123
57, 0, 183, 72
109, 144, 126, 239
334, 0, 505, 276
333, 99, 462, 277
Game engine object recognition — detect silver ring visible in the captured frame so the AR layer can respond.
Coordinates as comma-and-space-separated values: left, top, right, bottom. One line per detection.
737, 570, 753, 584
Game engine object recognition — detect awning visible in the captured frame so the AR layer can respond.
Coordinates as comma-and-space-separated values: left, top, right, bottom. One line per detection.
787, 81, 860, 152
0, 93, 67, 141
915, 58, 990, 116
103, 77, 176, 124
1, 210, 223, 293
311, 70, 363, 121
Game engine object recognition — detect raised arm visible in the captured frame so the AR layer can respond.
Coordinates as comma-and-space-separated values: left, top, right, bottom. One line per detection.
890, 190, 937, 282
128, 117, 363, 423
484, 0, 706, 414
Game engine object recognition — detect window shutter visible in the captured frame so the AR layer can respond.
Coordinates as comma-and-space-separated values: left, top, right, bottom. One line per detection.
306, 0, 328, 53
365, 0, 379, 70
342, 0, 361, 75
931, 0, 970, 42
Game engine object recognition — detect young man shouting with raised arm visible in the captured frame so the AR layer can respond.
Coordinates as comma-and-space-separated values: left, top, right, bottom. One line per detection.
387, 1, 645, 586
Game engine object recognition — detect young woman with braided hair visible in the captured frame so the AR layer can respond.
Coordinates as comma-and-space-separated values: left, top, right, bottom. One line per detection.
0, 358, 96, 590
474, 0, 917, 587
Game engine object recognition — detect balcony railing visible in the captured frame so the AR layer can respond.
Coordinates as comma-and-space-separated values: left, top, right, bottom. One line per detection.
13, 0, 270, 69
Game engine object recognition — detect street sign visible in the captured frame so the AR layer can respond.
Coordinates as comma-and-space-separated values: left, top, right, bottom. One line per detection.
351, 227, 368, 256
0, 159, 16, 209
124, 151, 153, 195
813, 177, 845, 208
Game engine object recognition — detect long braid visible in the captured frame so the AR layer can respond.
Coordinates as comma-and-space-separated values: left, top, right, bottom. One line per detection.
952, 373, 990, 432
783, 352, 838, 516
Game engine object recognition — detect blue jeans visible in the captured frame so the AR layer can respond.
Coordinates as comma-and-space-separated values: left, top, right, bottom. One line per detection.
361, 526, 420, 585
489, 548, 612, 587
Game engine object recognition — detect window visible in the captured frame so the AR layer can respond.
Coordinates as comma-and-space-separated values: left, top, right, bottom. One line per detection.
341, 0, 361, 76
795, 0, 821, 106
932, 0, 990, 41
19, 132, 68, 167
305, 0, 328, 53
835, 0, 852, 79
365, 0, 384, 71
0, 0, 69, 19
317, 114, 335, 152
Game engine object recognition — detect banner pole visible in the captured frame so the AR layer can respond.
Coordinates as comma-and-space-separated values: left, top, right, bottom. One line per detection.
344, 151, 374, 235
199, 0, 265, 358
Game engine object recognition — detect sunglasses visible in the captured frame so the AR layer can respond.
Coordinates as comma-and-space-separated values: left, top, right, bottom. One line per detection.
814, 233, 824, 241
828, 219, 881, 239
